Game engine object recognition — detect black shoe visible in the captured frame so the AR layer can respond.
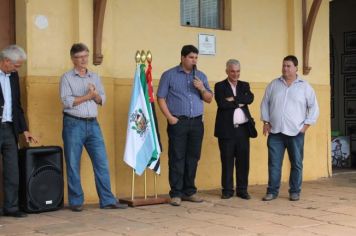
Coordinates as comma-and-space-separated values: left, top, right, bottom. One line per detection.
221, 194, 233, 199
236, 192, 251, 200
70, 205, 83, 212
4, 211, 27, 218
102, 202, 128, 209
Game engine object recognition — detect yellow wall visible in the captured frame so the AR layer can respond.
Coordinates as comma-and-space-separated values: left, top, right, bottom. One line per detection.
17, 0, 330, 203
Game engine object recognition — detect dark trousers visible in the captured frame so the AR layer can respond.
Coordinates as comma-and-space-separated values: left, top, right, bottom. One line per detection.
0, 123, 20, 213
218, 125, 250, 196
167, 118, 204, 198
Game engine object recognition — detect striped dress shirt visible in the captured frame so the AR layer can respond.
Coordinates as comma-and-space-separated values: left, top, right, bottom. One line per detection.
157, 65, 211, 118
260, 76, 319, 136
60, 69, 106, 118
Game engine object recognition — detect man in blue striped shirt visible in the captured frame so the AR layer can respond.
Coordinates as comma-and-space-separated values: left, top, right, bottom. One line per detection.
260, 55, 319, 201
60, 43, 127, 211
157, 45, 213, 206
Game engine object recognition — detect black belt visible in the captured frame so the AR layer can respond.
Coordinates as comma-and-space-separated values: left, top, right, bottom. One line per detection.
63, 113, 96, 121
0, 122, 13, 128
234, 122, 248, 128
176, 115, 202, 120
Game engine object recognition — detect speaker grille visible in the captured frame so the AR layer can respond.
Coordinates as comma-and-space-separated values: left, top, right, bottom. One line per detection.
28, 165, 64, 210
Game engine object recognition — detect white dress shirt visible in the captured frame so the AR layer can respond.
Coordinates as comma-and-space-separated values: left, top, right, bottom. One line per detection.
260, 76, 319, 136
0, 69, 12, 122
228, 80, 248, 125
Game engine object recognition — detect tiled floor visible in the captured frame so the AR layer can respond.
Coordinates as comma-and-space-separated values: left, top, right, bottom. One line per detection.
2, 172, 356, 235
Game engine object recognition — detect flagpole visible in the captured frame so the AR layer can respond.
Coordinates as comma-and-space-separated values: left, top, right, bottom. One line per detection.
154, 174, 157, 198
130, 50, 141, 202
144, 170, 147, 199
131, 169, 135, 201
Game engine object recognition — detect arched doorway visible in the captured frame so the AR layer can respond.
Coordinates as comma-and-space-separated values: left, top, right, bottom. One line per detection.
330, 0, 356, 172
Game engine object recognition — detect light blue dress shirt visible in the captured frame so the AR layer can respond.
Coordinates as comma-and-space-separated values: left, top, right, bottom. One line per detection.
0, 69, 12, 122
260, 76, 319, 136
60, 69, 106, 118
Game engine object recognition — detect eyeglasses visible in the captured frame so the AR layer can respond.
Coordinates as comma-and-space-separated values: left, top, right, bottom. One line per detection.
73, 54, 89, 59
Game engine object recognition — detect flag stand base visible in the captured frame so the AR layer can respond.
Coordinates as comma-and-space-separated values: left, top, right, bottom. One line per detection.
119, 196, 169, 207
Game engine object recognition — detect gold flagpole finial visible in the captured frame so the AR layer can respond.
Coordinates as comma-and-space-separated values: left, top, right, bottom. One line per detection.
140, 50, 147, 63
135, 50, 141, 64
146, 50, 152, 63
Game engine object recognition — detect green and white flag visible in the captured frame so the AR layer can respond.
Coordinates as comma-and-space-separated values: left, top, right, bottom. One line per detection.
123, 64, 158, 175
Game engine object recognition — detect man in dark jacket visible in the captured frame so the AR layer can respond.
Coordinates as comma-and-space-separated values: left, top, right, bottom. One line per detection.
214, 59, 255, 200
0, 45, 38, 217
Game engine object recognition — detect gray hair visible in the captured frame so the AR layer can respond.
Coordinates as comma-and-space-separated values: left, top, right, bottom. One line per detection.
226, 59, 240, 68
0, 45, 27, 62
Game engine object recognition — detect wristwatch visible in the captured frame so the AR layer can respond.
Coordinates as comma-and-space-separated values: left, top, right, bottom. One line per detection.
263, 121, 270, 125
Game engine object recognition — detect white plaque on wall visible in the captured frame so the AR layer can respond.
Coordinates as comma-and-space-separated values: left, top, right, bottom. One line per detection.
198, 34, 216, 55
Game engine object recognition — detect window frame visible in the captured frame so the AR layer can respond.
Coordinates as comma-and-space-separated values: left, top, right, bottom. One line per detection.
180, 0, 227, 30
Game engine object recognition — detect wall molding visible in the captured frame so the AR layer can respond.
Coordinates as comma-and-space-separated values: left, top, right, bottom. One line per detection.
302, 0, 322, 75
93, 0, 107, 65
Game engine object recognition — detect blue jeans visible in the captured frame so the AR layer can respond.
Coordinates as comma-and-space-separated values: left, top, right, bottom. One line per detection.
267, 132, 305, 195
62, 115, 117, 208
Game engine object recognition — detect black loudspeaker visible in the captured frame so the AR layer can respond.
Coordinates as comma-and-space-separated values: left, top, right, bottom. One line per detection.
19, 146, 64, 213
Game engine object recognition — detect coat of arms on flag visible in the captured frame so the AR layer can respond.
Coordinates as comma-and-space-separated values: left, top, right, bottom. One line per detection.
130, 109, 149, 137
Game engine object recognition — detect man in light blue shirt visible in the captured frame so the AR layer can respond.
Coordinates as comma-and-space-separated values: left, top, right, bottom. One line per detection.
157, 45, 213, 206
60, 43, 127, 211
260, 55, 319, 201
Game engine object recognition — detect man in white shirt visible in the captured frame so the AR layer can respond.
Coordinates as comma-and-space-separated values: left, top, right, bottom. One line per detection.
0, 45, 38, 217
260, 55, 319, 201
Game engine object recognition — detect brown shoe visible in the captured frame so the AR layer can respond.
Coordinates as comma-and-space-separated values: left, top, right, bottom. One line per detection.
182, 194, 203, 203
170, 197, 181, 206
